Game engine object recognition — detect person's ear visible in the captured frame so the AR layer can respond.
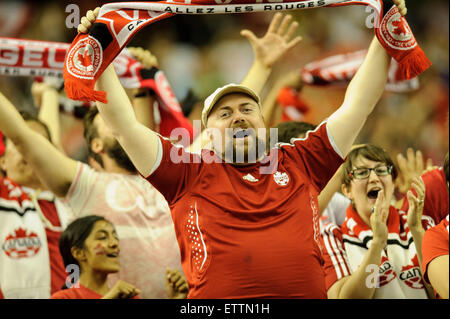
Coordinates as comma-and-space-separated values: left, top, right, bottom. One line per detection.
205, 128, 213, 142
71, 246, 87, 264
91, 137, 104, 154
341, 183, 353, 201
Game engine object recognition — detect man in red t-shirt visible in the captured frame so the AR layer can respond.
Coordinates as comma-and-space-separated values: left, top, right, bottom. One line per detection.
148, 114, 342, 298
90, 8, 406, 299
86, 2, 405, 298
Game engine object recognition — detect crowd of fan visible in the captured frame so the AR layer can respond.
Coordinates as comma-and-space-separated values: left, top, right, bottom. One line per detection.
0, 0, 448, 299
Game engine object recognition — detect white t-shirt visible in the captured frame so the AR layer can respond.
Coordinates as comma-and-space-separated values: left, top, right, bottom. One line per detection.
62, 163, 182, 298
320, 192, 351, 227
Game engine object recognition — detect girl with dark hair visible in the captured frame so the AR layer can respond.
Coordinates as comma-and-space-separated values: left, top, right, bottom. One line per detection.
51, 215, 140, 299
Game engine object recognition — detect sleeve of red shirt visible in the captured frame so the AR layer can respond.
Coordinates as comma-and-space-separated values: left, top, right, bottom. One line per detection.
421, 220, 449, 285
50, 289, 73, 299
321, 223, 352, 290
402, 168, 449, 224
284, 121, 345, 192
145, 136, 201, 206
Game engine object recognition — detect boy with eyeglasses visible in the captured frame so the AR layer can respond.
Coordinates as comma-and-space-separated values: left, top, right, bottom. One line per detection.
322, 144, 437, 299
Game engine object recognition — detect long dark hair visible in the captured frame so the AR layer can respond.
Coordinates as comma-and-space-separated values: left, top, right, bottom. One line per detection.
59, 215, 108, 270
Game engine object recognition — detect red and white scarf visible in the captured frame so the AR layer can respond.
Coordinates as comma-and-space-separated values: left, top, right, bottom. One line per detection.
276, 86, 310, 122
301, 49, 420, 93
0, 37, 195, 143
341, 204, 434, 299
62, 0, 430, 103
0, 178, 51, 298
0, 38, 67, 78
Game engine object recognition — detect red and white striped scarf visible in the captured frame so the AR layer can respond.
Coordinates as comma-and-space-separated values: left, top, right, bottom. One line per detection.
62, 0, 430, 103
275, 46, 422, 122
301, 49, 420, 93
0, 37, 195, 143
0, 38, 67, 78
276, 86, 310, 122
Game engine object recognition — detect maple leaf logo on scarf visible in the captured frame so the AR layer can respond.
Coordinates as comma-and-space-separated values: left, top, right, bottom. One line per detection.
378, 256, 397, 287
67, 37, 103, 80
391, 19, 408, 37
399, 255, 425, 289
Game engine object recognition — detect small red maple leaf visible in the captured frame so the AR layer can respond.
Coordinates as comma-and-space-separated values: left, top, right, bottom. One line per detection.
9, 227, 38, 239
401, 254, 419, 272
392, 19, 408, 36
14, 227, 28, 238
77, 48, 93, 68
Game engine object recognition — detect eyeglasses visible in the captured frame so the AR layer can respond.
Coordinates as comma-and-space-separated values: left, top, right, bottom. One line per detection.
349, 165, 392, 180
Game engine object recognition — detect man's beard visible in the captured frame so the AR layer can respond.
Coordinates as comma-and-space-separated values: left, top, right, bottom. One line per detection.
222, 134, 268, 164
103, 137, 137, 173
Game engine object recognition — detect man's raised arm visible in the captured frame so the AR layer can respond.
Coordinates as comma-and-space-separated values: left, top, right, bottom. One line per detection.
0, 91, 77, 197
78, 8, 160, 178
94, 64, 160, 178
327, 0, 407, 158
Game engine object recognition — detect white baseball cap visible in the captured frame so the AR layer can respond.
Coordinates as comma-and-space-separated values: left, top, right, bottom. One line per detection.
202, 83, 261, 127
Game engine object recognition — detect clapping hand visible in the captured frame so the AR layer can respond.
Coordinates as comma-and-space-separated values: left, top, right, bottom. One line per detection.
166, 268, 189, 299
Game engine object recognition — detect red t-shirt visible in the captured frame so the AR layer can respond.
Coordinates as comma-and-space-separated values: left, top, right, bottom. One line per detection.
146, 122, 344, 298
50, 283, 140, 299
422, 214, 449, 297
51, 284, 103, 299
402, 168, 449, 225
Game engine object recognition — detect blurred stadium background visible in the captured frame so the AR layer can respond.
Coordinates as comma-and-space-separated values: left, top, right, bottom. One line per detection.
0, 0, 448, 165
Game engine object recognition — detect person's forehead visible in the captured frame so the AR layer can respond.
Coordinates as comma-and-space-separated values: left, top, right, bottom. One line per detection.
353, 155, 384, 167
91, 220, 115, 234
210, 93, 259, 114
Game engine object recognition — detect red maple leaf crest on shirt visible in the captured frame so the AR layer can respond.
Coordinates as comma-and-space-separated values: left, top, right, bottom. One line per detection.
5, 227, 38, 241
